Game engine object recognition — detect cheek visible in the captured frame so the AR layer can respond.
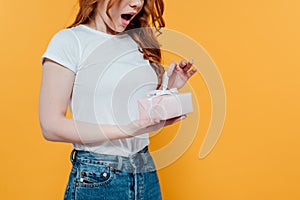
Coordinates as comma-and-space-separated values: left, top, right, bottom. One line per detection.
109, 7, 121, 22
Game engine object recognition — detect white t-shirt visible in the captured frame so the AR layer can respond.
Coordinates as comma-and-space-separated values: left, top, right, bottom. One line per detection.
42, 24, 158, 157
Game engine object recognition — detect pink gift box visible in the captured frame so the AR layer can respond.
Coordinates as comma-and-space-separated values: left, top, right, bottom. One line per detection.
137, 92, 194, 120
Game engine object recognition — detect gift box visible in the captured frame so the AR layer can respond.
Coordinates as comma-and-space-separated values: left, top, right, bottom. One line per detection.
137, 71, 194, 120
137, 88, 194, 120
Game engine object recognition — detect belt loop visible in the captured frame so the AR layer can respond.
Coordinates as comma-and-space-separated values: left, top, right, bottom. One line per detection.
117, 156, 123, 171
70, 149, 77, 162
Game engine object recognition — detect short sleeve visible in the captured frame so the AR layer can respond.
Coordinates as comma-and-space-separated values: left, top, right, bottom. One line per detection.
41, 29, 80, 73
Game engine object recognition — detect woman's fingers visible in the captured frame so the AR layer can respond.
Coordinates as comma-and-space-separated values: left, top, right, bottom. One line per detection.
179, 59, 187, 69
185, 59, 194, 71
187, 67, 197, 78
129, 114, 188, 136
177, 60, 186, 73
179, 59, 194, 72
164, 115, 187, 126
167, 61, 178, 77
169, 59, 196, 77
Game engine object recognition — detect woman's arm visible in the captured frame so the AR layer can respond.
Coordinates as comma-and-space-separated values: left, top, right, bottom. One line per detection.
39, 59, 182, 144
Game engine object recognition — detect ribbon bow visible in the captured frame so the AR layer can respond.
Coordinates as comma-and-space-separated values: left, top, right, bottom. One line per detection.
145, 72, 180, 118
147, 87, 178, 97
147, 71, 178, 97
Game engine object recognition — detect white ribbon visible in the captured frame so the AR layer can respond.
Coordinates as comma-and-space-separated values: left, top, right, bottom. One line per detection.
145, 72, 179, 118
147, 87, 178, 97
147, 71, 178, 97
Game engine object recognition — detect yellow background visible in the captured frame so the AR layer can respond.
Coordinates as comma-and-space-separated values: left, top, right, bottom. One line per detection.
1, 0, 299, 199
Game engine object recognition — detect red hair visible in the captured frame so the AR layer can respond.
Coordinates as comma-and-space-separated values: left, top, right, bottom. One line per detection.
68, 0, 166, 88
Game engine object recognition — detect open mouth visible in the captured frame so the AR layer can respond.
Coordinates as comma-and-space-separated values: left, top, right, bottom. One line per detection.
121, 13, 134, 21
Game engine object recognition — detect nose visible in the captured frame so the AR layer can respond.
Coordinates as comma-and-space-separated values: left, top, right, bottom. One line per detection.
129, 0, 143, 8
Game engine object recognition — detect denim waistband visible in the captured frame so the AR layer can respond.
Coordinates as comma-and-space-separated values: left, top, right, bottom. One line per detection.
70, 146, 156, 173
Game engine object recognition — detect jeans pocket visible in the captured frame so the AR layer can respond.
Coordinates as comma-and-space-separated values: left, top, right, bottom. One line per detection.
76, 163, 114, 188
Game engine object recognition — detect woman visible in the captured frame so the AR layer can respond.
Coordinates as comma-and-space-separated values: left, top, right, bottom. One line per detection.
39, 0, 197, 199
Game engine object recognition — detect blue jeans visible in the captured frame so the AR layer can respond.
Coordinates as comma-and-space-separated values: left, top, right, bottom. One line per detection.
64, 146, 162, 200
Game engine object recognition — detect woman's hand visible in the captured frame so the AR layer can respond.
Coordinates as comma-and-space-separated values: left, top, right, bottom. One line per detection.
124, 115, 187, 137
167, 59, 197, 90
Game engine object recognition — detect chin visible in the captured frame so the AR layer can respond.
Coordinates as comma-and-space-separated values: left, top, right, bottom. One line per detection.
115, 27, 126, 33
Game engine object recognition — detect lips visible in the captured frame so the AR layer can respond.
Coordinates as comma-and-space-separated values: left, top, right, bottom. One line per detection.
120, 12, 136, 26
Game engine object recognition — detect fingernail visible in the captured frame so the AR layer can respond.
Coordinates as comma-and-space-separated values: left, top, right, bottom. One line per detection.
189, 59, 194, 64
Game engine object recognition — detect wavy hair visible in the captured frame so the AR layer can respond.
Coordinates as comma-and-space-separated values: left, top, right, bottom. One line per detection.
68, 0, 165, 88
